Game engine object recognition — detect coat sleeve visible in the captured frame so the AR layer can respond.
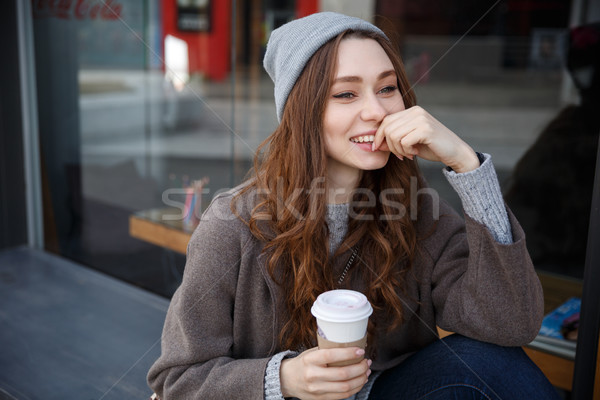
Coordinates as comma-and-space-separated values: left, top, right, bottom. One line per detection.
430, 203, 545, 347
147, 195, 269, 400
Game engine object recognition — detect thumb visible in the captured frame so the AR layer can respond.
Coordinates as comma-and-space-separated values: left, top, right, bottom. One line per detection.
374, 138, 390, 152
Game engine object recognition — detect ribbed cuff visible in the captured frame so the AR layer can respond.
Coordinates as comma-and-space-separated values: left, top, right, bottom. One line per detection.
442, 153, 513, 244
265, 350, 298, 400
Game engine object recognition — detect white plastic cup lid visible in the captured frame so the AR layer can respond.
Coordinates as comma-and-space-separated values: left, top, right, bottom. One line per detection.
311, 289, 373, 323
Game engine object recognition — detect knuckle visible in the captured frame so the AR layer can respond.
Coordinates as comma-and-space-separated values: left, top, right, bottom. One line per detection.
322, 348, 334, 361
337, 369, 350, 380
304, 369, 316, 383
338, 382, 352, 393
301, 357, 311, 368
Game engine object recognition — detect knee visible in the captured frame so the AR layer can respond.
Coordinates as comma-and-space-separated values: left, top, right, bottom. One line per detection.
422, 383, 491, 400
439, 334, 547, 384
441, 334, 526, 361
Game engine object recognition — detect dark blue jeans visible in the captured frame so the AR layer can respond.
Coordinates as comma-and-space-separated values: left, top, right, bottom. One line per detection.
369, 334, 561, 400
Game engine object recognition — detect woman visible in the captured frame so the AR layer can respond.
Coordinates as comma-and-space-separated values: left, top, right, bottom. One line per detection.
148, 12, 560, 400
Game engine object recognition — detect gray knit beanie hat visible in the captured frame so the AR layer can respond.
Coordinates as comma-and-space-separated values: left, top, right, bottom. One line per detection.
264, 12, 388, 122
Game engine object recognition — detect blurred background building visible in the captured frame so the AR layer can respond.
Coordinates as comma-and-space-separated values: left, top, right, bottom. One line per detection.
6, 0, 593, 294
1, 0, 599, 396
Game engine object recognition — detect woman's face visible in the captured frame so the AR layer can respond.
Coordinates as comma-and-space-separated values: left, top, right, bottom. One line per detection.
323, 38, 405, 188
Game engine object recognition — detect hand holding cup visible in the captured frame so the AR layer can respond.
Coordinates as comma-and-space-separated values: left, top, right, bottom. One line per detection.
280, 290, 374, 399
280, 347, 372, 399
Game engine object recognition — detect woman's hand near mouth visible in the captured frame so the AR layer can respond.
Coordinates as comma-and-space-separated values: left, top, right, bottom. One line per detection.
372, 106, 480, 173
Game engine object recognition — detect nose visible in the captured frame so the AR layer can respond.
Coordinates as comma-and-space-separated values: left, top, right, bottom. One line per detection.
360, 93, 387, 122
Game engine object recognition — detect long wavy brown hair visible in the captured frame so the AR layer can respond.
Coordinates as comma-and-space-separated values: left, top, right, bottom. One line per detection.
233, 29, 422, 351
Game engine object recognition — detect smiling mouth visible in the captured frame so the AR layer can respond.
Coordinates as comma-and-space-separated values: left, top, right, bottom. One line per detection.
350, 135, 375, 143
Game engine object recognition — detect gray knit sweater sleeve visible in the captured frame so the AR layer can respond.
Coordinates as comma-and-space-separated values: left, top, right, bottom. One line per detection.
442, 153, 513, 244
264, 350, 298, 400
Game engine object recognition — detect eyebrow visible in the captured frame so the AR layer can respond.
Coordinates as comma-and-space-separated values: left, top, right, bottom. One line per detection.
333, 69, 397, 83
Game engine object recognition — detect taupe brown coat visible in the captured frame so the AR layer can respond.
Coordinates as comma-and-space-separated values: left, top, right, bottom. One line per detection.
148, 185, 543, 399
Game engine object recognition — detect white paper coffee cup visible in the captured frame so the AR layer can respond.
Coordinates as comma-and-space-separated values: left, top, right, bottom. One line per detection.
311, 289, 373, 343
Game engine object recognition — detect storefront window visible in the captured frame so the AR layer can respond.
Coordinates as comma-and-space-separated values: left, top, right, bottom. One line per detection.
373, 0, 597, 314
30, 2, 598, 394
24, 0, 600, 396
32, 0, 244, 296
373, 1, 598, 395
374, 0, 596, 285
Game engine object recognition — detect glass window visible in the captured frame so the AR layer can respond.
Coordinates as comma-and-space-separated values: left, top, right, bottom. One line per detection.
32, 0, 597, 300
30, 1, 598, 395
375, 0, 596, 281
33, 0, 239, 296
374, 0, 598, 395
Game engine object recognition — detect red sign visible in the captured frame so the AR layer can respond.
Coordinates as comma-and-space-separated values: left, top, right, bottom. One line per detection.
32, 0, 123, 20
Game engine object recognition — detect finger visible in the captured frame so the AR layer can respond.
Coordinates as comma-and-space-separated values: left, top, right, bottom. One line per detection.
302, 376, 366, 400
383, 123, 417, 160
327, 369, 370, 397
372, 119, 388, 152
405, 104, 429, 119
376, 138, 390, 152
372, 110, 404, 151
388, 115, 427, 158
373, 121, 402, 158
397, 127, 419, 158
385, 132, 406, 160
318, 359, 370, 382
312, 347, 365, 366
400, 128, 429, 156
378, 113, 418, 154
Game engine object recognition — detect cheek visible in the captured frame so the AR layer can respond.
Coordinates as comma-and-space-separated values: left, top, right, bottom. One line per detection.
322, 118, 337, 156
323, 107, 347, 140
323, 132, 334, 156
384, 95, 406, 113
323, 128, 348, 160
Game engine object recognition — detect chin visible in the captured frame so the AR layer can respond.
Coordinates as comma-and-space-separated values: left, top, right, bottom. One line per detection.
357, 154, 390, 171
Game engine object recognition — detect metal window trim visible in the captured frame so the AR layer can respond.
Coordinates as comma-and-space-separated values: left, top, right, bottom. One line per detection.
572, 135, 600, 398
16, 0, 44, 249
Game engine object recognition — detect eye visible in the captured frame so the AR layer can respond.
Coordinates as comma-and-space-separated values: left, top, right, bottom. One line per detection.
332, 92, 356, 99
379, 85, 398, 94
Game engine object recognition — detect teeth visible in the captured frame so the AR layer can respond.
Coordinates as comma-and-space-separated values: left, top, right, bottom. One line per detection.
350, 135, 375, 143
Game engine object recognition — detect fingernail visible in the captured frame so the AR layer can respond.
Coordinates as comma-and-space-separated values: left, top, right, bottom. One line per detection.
367, 369, 372, 377
397, 154, 403, 161
367, 359, 372, 367
371, 143, 375, 152
356, 349, 365, 356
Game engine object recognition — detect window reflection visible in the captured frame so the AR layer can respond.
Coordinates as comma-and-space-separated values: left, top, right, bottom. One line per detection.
32, 0, 597, 303
505, 22, 600, 280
